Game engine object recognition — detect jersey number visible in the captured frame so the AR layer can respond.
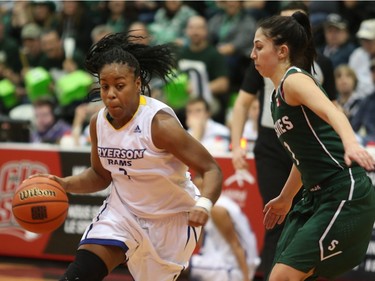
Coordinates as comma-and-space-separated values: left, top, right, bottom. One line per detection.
119, 168, 131, 179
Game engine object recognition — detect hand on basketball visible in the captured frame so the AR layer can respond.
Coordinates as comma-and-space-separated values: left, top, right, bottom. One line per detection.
27, 174, 66, 192
263, 196, 292, 230
188, 206, 209, 227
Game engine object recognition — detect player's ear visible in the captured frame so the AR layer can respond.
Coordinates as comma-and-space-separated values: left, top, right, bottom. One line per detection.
278, 44, 289, 60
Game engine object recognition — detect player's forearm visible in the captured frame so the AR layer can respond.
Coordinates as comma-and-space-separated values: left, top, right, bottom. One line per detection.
327, 110, 359, 149
279, 164, 303, 201
200, 166, 223, 205
64, 167, 111, 194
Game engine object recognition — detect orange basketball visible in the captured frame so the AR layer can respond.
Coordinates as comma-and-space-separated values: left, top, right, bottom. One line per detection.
12, 176, 69, 234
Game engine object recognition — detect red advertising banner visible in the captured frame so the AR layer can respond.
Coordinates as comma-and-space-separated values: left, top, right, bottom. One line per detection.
0, 144, 69, 260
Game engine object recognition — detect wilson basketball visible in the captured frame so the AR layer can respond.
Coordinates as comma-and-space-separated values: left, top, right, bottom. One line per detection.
12, 176, 69, 234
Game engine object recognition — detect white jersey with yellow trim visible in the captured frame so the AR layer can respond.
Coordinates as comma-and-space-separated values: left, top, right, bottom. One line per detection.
96, 95, 199, 219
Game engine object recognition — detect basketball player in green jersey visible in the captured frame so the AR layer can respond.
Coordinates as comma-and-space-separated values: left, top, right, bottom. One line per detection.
251, 11, 375, 281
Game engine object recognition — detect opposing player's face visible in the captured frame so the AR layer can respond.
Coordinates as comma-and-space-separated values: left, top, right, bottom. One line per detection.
99, 63, 141, 122
251, 28, 280, 78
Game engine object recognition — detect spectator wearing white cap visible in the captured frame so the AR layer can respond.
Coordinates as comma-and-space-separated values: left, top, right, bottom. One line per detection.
348, 19, 375, 98
20, 23, 44, 70
318, 13, 356, 68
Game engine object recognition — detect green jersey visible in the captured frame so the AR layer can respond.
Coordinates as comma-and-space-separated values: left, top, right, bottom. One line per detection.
271, 67, 352, 189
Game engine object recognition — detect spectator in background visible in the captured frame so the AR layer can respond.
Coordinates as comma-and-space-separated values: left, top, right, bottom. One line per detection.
337, 1, 375, 38
56, 1, 97, 54
189, 195, 260, 281
0, 20, 23, 114
349, 19, 375, 99
31, 97, 71, 144
185, 97, 230, 154
305, 0, 340, 46
90, 24, 114, 45
99, 0, 135, 34
39, 29, 87, 125
61, 101, 103, 147
30, 0, 58, 30
334, 64, 362, 121
39, 29, 85, 80
351, 58, 375, 145
20, 23, 44, 70
128, 21, 153, 46
243, 0, 280, 21
132, 0, 160, 24
1, 1, 32, 42
16, 23, 45, 105
177, 15, 230, 125
207, 0, 257, 92
318, 13, 356, 68
0, 20, 22, 85
148, 0, 197, 46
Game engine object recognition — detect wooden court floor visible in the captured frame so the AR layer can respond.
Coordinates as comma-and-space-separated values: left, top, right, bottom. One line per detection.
0, 256, 134, 281
0, 256, 192, 281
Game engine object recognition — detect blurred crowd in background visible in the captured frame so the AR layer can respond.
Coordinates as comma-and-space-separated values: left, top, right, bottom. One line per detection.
0, 0, 375, 152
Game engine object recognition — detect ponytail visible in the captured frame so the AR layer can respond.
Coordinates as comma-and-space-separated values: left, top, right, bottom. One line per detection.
258, 12, 316, 73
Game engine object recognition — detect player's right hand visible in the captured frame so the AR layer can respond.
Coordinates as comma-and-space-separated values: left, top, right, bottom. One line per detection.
263, 196, 292, 230
188, 206, 209, 227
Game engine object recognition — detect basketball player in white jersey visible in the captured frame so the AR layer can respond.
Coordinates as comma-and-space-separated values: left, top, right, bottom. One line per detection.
190, 195, 260, 281
32, 32, 223, 281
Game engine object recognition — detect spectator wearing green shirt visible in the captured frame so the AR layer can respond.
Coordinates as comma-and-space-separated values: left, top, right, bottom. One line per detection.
177, 15, 230, 125
148, 0, 197, 46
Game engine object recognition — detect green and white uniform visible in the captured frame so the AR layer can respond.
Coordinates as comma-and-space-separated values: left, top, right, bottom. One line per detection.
270, 67, 375, 280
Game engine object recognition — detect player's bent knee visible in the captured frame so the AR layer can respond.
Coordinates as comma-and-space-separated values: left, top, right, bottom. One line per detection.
59, 249, 109, 281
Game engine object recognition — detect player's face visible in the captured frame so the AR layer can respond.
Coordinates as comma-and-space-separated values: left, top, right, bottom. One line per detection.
99, 63, 141, 123
251, 28, 280, 78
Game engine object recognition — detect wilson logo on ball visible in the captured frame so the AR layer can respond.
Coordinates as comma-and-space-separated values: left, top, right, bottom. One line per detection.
18, 188, 57, 200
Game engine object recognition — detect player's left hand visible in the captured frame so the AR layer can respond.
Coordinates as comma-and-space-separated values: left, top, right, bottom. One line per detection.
188, 206, 209, 227
344, 143, 375, 171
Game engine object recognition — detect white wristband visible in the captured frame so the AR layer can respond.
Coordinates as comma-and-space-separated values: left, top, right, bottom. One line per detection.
195, 197, 213, 213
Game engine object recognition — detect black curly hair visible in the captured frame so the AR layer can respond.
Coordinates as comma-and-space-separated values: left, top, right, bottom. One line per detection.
85, 32, 177, 99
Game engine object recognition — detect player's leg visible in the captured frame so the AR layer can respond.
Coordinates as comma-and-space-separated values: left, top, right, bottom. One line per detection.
254, 131, 294, 279
268, 263, 314, 281
128, 212, 201, 281
59, 244, 126, 281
